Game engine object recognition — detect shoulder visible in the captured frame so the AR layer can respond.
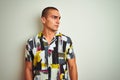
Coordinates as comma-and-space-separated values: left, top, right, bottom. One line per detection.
26, 33, 40, 47
57, 32, 72, 43
27, 34, 37, 42
27, 32, 42, 42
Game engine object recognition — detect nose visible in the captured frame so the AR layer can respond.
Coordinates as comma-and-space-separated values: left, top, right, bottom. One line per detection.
56, 18, 60, 24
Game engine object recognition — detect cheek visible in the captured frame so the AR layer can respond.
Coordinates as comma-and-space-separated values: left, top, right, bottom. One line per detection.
46, 22, 53, 27
48, 21, 55, 25
46, 19, 55, 26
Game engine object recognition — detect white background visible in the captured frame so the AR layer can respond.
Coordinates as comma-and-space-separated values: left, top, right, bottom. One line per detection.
0, 0, 120, 80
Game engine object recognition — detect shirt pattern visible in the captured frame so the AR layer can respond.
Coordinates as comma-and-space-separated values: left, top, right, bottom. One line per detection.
25, 32, 75, 80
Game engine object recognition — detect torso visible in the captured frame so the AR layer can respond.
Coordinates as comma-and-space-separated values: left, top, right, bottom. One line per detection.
25, 32, 75, 80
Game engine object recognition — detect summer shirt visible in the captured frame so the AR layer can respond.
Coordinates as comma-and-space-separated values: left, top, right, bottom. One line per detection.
25, 32, 75, 80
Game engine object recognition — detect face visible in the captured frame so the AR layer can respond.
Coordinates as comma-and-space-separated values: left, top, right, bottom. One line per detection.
41, 9, 61, 32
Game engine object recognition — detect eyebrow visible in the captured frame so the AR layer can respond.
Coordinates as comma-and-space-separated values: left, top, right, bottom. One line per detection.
51, 15, 61, 19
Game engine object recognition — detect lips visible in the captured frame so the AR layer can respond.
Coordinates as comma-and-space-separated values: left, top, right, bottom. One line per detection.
55, 25, 59, 27
55, 24, 59, 26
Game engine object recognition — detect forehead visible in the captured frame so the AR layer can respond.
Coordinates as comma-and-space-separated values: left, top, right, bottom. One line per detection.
47, 9, 60, 16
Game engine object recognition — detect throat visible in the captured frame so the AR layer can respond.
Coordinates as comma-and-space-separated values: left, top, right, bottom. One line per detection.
46, 37, 54, 45
43, 33, 55, 45
42, 29, 56, 44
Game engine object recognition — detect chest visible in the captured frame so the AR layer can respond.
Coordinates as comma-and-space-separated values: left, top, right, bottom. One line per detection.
32, 37, 68, 66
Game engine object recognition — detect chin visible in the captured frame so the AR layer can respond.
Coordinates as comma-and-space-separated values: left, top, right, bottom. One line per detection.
52, 29, 58, 32
53, 30, 58, 32
53, 28, 58, 31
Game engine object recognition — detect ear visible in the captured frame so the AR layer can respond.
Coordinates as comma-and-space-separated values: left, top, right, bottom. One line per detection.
41, 17, 46, 24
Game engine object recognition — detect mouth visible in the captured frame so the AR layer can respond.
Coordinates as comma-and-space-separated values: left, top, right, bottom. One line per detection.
55, 25, 59, 27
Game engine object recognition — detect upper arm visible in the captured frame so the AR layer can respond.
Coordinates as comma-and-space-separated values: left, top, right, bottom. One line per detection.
68, 57, 78, 80
25, 61, 32, 80
25, 40, 33, 71
25, 61, 32, 71
68, 58, 77, 69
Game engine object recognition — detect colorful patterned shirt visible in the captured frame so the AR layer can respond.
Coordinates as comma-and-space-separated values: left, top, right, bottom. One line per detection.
25, 32, 75, 80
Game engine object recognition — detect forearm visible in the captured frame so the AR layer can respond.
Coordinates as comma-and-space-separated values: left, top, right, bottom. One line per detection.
69, 65, 78, 80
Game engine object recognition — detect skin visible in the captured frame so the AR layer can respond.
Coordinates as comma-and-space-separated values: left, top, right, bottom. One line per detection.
25, 9, 78, 80
68, 58, 78, 80
41, 9, 61, 44
25, 61, 32, 80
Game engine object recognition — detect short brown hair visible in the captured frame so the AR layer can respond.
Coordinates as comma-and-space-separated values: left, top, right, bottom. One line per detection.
41, 7, 59, 17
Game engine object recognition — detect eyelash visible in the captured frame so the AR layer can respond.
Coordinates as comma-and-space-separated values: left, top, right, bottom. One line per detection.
53, 16, 57, 19
52, 16, 61, 19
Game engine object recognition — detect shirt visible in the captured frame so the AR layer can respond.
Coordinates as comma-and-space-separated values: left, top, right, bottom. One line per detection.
25, 32, 75, 80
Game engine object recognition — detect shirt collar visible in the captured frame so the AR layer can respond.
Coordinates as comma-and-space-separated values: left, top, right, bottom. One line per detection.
38, 31, 62, 44
38, 31, 62, 38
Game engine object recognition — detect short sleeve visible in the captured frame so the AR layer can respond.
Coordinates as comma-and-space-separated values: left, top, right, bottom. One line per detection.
25, 39, 33, 62
66, 37, 75, 60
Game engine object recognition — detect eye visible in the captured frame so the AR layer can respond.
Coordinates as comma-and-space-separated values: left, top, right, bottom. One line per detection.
59, 17, 61, 20
52, 15, 61, 20
53, 16, 58, 19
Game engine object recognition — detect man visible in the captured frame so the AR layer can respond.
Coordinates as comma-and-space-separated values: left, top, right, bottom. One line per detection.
25, 7, 78, 80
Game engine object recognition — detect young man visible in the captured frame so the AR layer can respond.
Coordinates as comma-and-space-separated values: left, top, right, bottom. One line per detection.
25, 7, 78, 80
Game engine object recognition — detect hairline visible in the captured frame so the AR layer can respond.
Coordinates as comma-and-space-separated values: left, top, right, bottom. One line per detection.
41, 7, 59, 18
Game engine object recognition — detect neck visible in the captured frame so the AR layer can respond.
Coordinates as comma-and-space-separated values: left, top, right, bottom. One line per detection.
42, 29, 57, 44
